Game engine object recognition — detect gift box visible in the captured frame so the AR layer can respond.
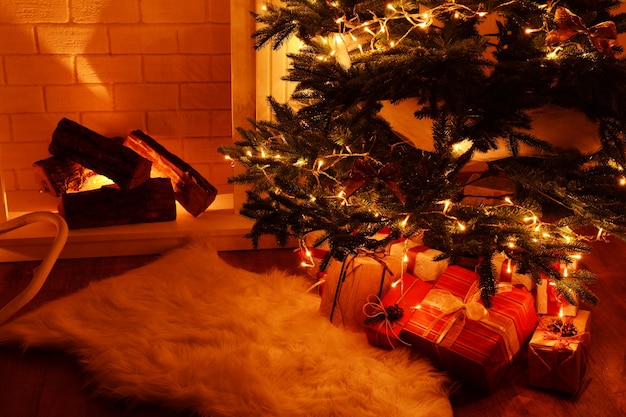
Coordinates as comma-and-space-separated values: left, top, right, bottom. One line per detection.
491, 252, 536, 291
395, 245, 449, 283
319, 253, 404, 330
461, 167, 515, 206
528, 310, 591, 394
363, 272, 433, 349
536, 278, 578, 317
399, 266, 538, 392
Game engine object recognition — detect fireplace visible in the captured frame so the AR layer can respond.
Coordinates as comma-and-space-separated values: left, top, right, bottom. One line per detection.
0, 0, 290, 261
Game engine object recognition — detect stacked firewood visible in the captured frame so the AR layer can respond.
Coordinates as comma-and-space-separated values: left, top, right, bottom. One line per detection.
33, 118, 217, 229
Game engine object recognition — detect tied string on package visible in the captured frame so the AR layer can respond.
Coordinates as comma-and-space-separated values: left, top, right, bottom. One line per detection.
363, 295, 411, 348
419, 282, 519, 360
535, 315, 592, 394
540, 317, 590, 352
328, 249, 394, 324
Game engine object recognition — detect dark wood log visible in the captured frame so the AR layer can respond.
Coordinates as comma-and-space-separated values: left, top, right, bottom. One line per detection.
124, 130, 218, 217
49, 118, 152, 189
32, 157, 99, 197
59, 178, 176, 229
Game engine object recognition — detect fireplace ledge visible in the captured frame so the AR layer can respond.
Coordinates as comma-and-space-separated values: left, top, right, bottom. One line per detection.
1, 192, 287, 262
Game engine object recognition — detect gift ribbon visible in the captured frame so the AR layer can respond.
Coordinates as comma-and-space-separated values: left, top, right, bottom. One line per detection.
546, 7, 618, 57
420, 282, 518, 360
328, 252, 394, 324
363, 295, 411, 348
344, 159, 406, 204
531, 317, 591, 394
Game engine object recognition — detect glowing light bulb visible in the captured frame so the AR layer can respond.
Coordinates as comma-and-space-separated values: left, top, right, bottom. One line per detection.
506, 258, 512, 274
620, 176, 626, 186
457, 222, 466, 231
387, 4, 396, 12
443, 199, 451, 214
401, 214, 410, 228
504, 197, 513, 205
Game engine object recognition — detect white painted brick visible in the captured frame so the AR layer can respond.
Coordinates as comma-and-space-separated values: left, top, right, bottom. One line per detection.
0, 0, 69, 24
37, 25, 109, 54
0, 86, 45, 113
109, 25, 178, 54
5, 55, 75, 85
76, 55, 143, 83
210, 109, 232, 137
45, 84, 114, 112
144, 55, 211, 82
147, 110, 210, 137
0, 142, 49, 169
181, 82, 230, 110
72, 0, 140, 24
16, 167, 39, 190
114, 83, 179, 110
141, 0, 206, 23
81, 112, 147, 137
1, 170, 17, 191
207, 1, 230, 23
0, 116, 11, 142
210, 55, 231, 82
12, 113, 77, 141
0, 26, 37, 54
179, 24, 230, 54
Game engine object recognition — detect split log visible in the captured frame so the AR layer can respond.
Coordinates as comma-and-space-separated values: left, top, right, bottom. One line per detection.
32, 157, 98, 197
124, 130, 218, 217
59, 178, 176, 229
49, 118, 152, 189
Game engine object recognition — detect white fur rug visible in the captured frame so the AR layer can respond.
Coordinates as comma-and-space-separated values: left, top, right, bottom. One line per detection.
0, 240, 452, 417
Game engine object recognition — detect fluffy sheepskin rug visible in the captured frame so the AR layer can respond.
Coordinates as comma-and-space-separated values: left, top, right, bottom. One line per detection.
0, 240, 452, 417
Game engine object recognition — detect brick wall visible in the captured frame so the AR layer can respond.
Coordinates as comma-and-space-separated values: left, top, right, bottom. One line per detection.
0, 0, 233, 198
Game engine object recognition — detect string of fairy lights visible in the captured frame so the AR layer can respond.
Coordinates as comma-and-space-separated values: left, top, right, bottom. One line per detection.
231, 1, 625, 289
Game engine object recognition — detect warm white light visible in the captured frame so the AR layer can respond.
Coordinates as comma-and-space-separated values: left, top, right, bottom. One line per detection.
401, 214, 410, 228
457, 222, 466, 231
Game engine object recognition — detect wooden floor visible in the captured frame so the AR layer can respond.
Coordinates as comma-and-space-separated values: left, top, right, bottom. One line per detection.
0, 240, 624, 417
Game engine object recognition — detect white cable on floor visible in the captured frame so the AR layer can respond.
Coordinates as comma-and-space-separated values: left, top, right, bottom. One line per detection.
0, 212, 68, 325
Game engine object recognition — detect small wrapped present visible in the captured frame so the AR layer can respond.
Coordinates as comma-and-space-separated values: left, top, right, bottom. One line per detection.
528, 310, 591, 394
491, 252, 536, 291
400, 245, 449, 283
399, 266, 538, 392
461, 168, 515, 206
536, 278, 578, 317
319, 252, 404, 331
363, 272, 433, 349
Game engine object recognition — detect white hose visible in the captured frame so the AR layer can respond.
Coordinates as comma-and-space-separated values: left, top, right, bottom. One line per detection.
0, 212, 68, 325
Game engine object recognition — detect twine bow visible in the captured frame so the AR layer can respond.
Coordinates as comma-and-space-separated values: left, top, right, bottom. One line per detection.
344, 159, 406, 204
546, 7, 618, 57
363, 295, 411, 348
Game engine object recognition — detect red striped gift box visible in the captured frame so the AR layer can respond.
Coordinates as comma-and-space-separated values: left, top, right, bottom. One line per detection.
363, 272, 432, 349
400, 266, 538, 392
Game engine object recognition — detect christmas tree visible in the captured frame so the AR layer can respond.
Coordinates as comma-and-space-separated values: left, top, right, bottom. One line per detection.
219, 0, 626, 306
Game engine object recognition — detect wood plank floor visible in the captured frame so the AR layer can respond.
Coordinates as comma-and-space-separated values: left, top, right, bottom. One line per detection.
0, 240, 624, 417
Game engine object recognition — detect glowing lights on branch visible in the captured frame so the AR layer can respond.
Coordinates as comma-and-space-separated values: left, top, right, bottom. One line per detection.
325, 1, 491, 59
